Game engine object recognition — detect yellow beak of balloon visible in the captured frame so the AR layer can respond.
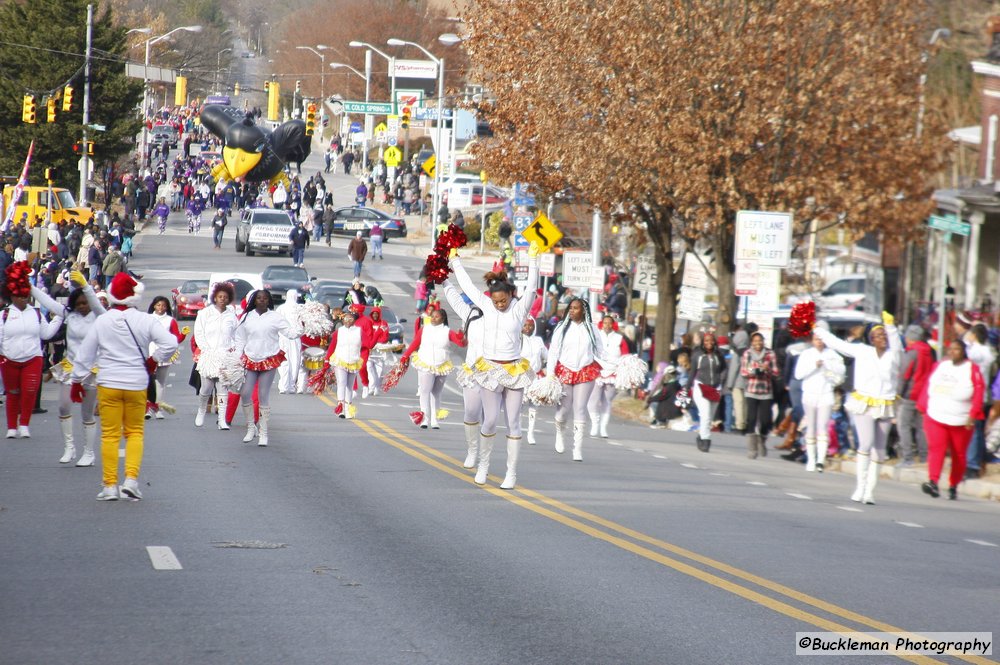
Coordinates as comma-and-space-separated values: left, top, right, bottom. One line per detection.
222, 146, 262, 179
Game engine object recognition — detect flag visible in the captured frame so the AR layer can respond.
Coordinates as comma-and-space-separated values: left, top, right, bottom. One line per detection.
1, 141, 35, 233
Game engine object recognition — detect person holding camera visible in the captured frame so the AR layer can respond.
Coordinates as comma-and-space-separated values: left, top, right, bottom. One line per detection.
740, 332, 781, 459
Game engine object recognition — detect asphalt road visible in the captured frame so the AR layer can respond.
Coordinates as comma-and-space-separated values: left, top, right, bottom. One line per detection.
1, 146, 997, 665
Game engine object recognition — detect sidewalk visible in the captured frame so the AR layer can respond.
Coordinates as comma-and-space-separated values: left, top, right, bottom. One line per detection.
394, 214, 499, 272
613, 397, 1000, 501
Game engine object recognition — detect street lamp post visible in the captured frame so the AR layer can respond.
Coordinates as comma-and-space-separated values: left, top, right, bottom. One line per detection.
216, 47, 232, 93
349, 41, 396, 113
329, 62, 369, 170
387, 38, 445, 247
296, 45, 331, 106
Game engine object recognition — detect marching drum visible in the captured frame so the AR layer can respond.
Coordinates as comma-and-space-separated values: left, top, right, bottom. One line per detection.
303, 347, 326, 370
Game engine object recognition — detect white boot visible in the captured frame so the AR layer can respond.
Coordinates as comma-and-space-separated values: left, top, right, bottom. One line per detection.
500, 437, 521, 490
257, 406, 270, 446
589, 411, 600, 437
805, 439, 817, 472
462, 423, 479, 468
59, 417, 76, 464
572, 420, 585, 461
241, 403, 257, 443
76, 422, 96, 467
816, 434, 828, 471
599, 412, 610, 439
862, 459, 880, 505
554, 419, 567, 454
526, 408, 537, 445
851, 452, 870, 503
474, 433, 495, 485
217, 395, 229, 430
195, 395, 210, 427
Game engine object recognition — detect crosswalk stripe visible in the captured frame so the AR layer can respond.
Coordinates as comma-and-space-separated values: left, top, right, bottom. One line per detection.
146, 546, 183, 570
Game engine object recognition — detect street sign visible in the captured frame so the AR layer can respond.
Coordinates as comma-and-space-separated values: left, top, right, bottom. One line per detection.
682, 253, 708, 289
927, 214, 970, 236
414, 107, 454, 121
539, 253, 556, 277
740, 268, 781, 312
734, 210, 794, 268
589, 267, 606, 294
383, 146, 402, 168
520, 212, 563, 252
513, 214, 532, 248
395, 91, 422, 108
386, 114, 399, 147
349, 121, 362, 133
734, 258, 759, 296
421, 154, 436, 179
679, 287, 706, 321
561, 252, 593, 289
634, 254, 659, 293
512, 183, 535, 207
373, 122, 387, 134
342, 100, 393, 115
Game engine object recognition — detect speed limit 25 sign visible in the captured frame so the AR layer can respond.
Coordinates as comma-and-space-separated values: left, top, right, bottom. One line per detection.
634, 254, 658, 293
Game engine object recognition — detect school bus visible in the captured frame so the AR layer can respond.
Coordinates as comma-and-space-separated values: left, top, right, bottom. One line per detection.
1, 185, 94, 227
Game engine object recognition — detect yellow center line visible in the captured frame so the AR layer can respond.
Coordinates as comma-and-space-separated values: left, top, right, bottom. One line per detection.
315, 393, 979, 664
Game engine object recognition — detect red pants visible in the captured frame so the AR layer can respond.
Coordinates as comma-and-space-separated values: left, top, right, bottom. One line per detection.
923, 416, 973, 487
357, 348, 371, 388
225, 384, 259, 425
1, 357, 43, 429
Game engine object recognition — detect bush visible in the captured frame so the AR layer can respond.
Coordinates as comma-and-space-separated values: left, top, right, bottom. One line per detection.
464, 219, 481, 243
483, 211, 504, 247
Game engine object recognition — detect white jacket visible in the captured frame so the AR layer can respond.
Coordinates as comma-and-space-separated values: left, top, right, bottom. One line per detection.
235, 309, 298, 362
0, 304, 63, 362
194, 305, 237, 354
815, 325, 901, 401
522, 333, 547, 373
73, 308, 178, 390
449, 257, 538, 362
597, 329, 627, 378
414, 323, 452, 367
794, 346, 845, 407
31, 284, 105, 363
547, 320, 603, 374
330, 325, 363, 364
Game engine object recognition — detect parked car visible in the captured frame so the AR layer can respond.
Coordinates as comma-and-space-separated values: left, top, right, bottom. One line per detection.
151, 125, 178, 148
235, 208, 294, 256
309, 279, 354, 311
261, 265, 313, 303
440, 183, 510, 207
816, 274, 867, 311
208, 272, 263, 315
328, 206, 407, 239
171, 279, 209, 319
198, 150, 222, 166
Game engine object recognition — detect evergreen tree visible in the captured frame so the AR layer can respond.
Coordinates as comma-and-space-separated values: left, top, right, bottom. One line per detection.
0, 0, 141, 193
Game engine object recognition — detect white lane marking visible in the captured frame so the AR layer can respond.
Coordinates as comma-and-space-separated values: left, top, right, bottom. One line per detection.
965, 539, 998, 547
746, 481, 768, 486
837, 506, 864, 512
629, 448, 645, 453
608, 441, 623, 446
146, 546, 183, 570
895, 521, 925, 528
786, 492, 812, 500
709, 472, 729, 477
652, 454, 668, 459
119, 449, 125, 458
680, 463, 700, 469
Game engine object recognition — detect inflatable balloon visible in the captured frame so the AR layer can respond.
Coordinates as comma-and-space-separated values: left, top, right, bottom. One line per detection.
199, 105, 312, 184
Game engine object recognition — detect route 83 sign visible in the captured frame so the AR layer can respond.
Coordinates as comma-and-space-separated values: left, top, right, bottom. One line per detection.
634, 254, 659, 293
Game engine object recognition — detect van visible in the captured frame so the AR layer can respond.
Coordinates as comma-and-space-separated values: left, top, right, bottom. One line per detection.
817, 274, 867, 311
2, 185, 94, 228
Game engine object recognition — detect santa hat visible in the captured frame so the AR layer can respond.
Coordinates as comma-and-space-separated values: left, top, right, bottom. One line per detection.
107, 272, 144, 307
350, 303, 365, 316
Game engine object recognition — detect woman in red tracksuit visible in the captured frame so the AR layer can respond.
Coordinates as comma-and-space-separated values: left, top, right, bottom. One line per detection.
366, 307, 390, 396
918, 340, 984, 501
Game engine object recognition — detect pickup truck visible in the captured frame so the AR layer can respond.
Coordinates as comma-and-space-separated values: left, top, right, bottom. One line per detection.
235, 208, 293, 257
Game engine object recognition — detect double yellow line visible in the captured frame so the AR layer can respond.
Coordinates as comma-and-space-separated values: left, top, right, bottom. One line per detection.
318, 394, 987, 664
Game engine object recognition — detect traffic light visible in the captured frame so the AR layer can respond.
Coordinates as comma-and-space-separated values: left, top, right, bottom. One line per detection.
174, 75, 187, 106
295, 80, 301, 94
72, 142, 81, 154
46, 98, 57, 123
400, 106, 411, 130
233, 82, 240, 96
86, 141, 94, 156
21, 95, 36, 123
44, 168, 56, 182
62, 86, 74, 112
305, 103, 317, 136
266, 81, 280, 121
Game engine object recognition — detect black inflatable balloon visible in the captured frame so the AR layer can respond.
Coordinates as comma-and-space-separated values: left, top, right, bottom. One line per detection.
199, 104, 312, 183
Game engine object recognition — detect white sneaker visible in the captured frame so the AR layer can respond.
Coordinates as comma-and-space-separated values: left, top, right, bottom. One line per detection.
362, 386, 369, 399
120, 478, 143, 500
17, 426, 30, 438
154, 410, 165, 420
96, 485, 120, 501
6, 428, 16, 439
195, 411, 205, 427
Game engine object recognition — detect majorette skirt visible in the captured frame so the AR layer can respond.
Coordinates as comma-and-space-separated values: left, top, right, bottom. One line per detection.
846, 391, 896, 420
241, 350, 286, 372
554, 361, 601, 386
330, 355, 364, 372
157, 349, 182, 367
411, 353, 453, 376
454, 363, 477, 389
471, 357, 535, 391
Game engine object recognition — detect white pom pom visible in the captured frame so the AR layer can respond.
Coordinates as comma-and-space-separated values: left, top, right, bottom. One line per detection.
614, 354, 648, 391
526, 374, 563, 406
299, 301, 334, 337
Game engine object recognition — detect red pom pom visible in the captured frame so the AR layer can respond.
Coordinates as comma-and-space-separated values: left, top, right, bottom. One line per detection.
409, 410, 424, 426
4, 261, 31, 297
424, 253, 450, 285
788, 301, 816, 339
433, 224, 468, 255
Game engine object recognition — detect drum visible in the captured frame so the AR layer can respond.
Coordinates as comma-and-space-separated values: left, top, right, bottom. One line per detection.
303, 347, 325, 370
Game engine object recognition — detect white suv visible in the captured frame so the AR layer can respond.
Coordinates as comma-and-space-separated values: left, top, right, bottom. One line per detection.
817, 275, 867, 311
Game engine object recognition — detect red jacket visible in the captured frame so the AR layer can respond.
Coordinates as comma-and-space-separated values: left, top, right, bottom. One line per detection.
899, 340, 935, 401
916, 359, 985, 421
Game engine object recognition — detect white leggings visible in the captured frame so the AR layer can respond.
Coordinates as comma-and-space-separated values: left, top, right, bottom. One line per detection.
463, 385, 483, 425
199, 375, 221, 399
59, 382, 96, 421
481, 386, 525, 437
242, 369, 276, 407
418, 371, 446, 418
335, 367, 357, 403
152, 365, 170, 404
588, 383, 616, 417
801, 402, 832, 442
852, 412, 892, 463
556, 381, 595, 424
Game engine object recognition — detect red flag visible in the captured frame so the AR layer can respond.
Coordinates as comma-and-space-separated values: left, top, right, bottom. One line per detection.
2, 140, 35, 232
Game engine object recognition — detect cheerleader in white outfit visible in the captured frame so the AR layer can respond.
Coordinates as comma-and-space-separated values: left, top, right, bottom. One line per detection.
30, 271, 104, 464
276, 290, 302, 394
323, 308, 365, 419
147, 296, 189, 419
814, 312, 901, 504
402, 306, 466, 429
547, 298, 604, 461
442, 279, 485, 467
193, 282, 237, 428
588, 314, 629, 438
234, 290, 301, 445
521, 317, 547, 445
794, 322, 846, 472
448, 248, 540, 490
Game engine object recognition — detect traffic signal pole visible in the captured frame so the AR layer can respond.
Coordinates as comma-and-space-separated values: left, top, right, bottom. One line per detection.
79, 4, 93, 206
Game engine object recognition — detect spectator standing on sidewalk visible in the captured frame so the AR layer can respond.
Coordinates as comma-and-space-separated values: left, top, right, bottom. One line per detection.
369, 222, 384, 260
347, 231, 367, 278
895, 325, 935, 467
963, 322, 995, 479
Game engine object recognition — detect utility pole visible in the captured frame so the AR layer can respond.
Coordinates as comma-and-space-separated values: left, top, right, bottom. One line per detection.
79, 4, 93, 206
